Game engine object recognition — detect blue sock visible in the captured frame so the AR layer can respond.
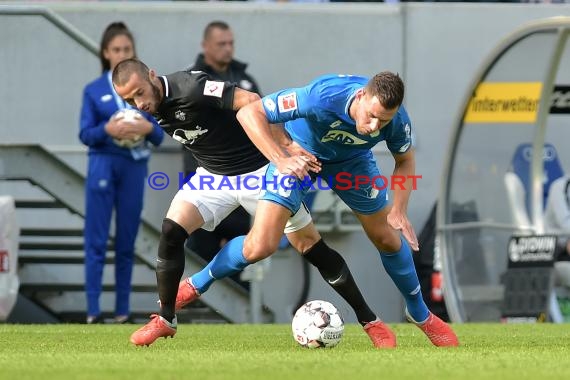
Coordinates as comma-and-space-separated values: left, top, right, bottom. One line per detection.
379, 236, 429, 322
191, 235, 250, 294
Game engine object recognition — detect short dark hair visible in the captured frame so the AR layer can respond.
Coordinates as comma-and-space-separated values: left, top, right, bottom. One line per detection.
99, 21, 136, 73
366, 71, 405, 110
203, 21, 231, 41
112, 58, 149, 86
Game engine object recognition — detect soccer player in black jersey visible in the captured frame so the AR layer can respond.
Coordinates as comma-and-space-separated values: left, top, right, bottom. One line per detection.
113, 58, 392, 347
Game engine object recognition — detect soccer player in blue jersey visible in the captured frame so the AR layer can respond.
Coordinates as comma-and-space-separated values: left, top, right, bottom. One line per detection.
116, 60, 394, 348
176, 71, 459, 347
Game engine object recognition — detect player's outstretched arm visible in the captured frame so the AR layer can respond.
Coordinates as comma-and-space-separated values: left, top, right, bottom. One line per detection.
237, 100, 314, 179
232, 87, 261, 111
236, 98, 289, 162
269, 124, 321, 173
388, 149, 419, 251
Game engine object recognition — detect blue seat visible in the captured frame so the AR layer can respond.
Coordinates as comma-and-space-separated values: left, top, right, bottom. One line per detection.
504, 143, 564, 226
504, 143, 566, 323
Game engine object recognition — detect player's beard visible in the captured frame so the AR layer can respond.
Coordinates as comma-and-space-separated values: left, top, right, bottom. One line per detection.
149, 80, 163, 113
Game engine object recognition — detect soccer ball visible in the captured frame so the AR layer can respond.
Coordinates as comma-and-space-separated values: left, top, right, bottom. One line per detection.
112, 109, 144, 148
291, 300, 344, 348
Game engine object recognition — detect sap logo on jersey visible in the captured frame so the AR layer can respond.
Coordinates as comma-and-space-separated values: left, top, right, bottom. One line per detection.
278, 93, 297, 112
321, 130, 367, 145
204, 80, 224, 98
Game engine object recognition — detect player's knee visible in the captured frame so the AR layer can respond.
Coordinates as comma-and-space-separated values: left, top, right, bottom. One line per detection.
161, 218, 188, 245
370, 230, 401, 252
243, 233, 278, 262
288, 227, 322, 254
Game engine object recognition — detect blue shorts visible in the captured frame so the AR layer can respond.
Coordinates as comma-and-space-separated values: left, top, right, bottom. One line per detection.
260, 151, 388, 215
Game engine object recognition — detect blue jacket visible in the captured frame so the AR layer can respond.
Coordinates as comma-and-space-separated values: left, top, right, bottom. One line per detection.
79, 71, 163, 159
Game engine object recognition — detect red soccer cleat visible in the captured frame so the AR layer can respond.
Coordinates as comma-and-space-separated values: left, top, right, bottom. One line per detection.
406, 310, 459, 347
130, 314, 177, 346
363, 320, 397, 348
175, 277, 200, 311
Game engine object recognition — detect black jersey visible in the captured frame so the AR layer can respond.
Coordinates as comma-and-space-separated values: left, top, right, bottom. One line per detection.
155, 70, 268, 175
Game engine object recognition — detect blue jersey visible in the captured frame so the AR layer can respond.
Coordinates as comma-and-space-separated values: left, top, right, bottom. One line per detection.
261, 75, 413, 163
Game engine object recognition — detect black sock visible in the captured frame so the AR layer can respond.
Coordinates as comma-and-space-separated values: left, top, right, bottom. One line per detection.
303, 239, 377, 326
156, 218, 188, 323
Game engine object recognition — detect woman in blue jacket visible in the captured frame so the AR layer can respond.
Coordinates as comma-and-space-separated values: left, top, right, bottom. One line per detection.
79, 22, 164, 324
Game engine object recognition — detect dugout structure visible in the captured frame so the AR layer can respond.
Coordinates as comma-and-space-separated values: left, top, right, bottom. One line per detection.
438, 17, 570, 323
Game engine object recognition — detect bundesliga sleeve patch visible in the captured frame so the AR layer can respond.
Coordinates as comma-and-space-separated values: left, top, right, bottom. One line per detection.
277, 92, 297, 112
203, 80, 224, 98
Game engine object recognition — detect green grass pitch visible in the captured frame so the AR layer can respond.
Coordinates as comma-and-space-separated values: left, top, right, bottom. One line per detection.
0, 323, 569, 380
